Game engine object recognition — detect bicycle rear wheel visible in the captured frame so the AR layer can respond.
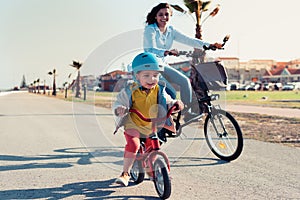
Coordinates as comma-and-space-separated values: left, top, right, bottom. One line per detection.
153, 158, 171, 199
204, 109, 243, 161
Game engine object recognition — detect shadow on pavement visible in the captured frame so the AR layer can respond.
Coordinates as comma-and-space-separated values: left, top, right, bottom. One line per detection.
170, 156, 228, 167
0, 146, 228, 172
0, 179, 160, 199
0, 147, 124, 172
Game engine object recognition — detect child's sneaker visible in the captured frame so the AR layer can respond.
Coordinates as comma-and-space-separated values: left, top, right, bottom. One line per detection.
115, 172, 130, 186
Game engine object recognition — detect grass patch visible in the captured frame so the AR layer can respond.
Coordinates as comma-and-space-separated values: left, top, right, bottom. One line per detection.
224, 90, 300, 109
52, 90, 300, 109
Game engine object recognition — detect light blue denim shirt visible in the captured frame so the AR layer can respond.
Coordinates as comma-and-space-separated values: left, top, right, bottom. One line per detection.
143, 23, 210, 57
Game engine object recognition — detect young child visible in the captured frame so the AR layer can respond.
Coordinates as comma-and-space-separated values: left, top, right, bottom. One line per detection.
113, 52, 184, 186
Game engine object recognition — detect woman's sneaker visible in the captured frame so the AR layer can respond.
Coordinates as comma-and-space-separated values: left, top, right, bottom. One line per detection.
115, 172, 130, 186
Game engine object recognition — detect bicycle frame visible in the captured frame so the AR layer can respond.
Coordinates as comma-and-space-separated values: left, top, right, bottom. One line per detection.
135, 141, 171, 177
175, 92, 222, 135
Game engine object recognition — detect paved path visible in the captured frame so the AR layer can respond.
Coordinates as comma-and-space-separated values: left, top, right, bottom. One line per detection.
226, 104, 300, 118
0, 92, 299, 199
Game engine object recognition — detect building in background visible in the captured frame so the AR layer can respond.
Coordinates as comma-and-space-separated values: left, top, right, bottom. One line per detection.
93, 58, 300, 92
263, 60, 300, 84
100, 70, 132, 92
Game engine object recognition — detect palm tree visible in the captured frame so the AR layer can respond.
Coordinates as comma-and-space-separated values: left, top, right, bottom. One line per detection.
171, 1, 220, 63
70, 60, 82, 98
184, 0, 212, 39
20, 75, 27, 89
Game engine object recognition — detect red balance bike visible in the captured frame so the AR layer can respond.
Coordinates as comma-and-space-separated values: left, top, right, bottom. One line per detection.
129, 105, 179, 199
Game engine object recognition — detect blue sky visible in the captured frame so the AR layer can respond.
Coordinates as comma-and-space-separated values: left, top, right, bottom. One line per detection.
1, 0, 299, 90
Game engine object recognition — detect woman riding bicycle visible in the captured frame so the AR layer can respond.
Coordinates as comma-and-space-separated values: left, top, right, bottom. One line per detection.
113, 52, 184, 186
143, 3, 222, 119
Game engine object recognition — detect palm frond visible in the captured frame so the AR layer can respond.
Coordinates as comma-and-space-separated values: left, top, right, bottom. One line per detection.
184, 0, 198, 13
202, 1, 211, 11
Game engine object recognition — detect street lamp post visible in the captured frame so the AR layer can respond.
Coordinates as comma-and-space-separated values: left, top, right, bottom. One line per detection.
48, 69, 56, 96
43, 79, 46, 94
70, 60, 82, 98
36, 78, 40, 94
33, 80, 36, 93
63, 73, 72, 99
63, 82, 68, 98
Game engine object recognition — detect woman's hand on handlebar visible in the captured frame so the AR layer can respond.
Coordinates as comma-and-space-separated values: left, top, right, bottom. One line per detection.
208, 35, 230, 50
164, 49, 179, 56
207, 42, 223, 51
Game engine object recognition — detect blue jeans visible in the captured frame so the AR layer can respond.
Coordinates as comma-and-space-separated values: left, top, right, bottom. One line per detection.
161, 65, 192, 106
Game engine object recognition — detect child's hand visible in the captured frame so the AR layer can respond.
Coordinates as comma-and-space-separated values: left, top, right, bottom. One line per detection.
115, 106, 127, 117
174, 100, 184, 111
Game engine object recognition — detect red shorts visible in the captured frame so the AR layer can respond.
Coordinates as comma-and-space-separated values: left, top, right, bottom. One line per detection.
124, 129, 152, 158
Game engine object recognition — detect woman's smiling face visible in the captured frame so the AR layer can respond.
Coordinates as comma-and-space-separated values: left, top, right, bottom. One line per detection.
155, 8, 171, 28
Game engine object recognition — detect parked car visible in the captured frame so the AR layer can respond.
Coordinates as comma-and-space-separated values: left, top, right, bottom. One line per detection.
227, 82, 240, 90
247, 83, 261, 91
282, 84, 295, 91
241, 82, 261, 91
274, 83, 282, 90
282, 82, 300, 91
93, 86, 102, 92
262, 83, 274, 91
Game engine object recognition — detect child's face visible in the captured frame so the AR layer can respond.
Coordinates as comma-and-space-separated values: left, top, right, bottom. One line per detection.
136, 70, 160, 89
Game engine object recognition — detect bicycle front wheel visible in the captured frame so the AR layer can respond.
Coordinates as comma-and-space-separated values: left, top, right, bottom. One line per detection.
130, 159, 145, 184
204, 109, 243, 161
153, 158, 171, 199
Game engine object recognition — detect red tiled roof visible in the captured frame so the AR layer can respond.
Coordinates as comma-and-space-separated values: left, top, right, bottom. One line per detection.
263, 70, 272, 76
267, 67, 300, 76
289, 68, 300, 75
272, 68, 285, 76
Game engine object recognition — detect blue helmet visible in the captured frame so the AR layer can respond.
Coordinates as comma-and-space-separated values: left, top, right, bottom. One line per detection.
131, 52, 164, 74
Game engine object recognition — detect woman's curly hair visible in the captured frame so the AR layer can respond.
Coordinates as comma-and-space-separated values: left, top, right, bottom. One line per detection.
146, 3, 173, 25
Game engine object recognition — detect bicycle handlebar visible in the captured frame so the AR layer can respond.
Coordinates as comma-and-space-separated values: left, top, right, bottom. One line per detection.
175, 35, 230, 56
129, 104, 179, 123
204, 35, 230, 51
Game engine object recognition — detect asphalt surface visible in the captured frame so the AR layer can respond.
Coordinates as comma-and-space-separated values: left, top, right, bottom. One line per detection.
0, 92, 299, 199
